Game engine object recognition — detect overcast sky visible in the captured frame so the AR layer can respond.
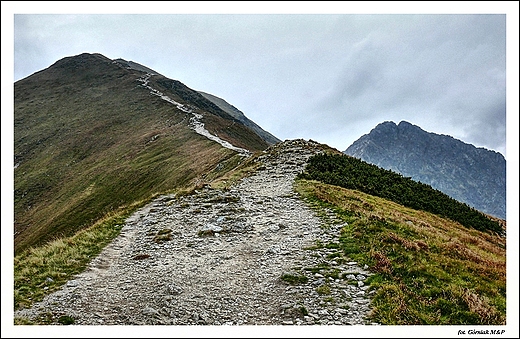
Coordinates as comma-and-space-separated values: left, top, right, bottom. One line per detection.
4, 2, 518, 159
2, 3, 520, 337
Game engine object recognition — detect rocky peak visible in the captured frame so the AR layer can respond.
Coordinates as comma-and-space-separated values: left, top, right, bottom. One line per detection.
344, 121, 506, 220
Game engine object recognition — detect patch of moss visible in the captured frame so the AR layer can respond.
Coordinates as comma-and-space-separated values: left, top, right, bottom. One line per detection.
281, 273, 309, 285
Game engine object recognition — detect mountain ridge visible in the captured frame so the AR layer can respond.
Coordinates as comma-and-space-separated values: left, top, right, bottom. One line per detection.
13, 53, 507, 325
112, 57, 280, 146
14, 52, 275, 253
198, 91, 281, 145
344, 120, 506, 220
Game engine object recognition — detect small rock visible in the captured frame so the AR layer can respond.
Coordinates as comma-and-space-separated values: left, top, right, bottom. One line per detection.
200, 223, 223, 233
143, 307, 159, 317
167, 284, 183, 295
66, 280, 78, 287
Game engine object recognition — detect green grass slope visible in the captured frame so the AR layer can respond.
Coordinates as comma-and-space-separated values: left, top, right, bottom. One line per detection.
295, 179, 506, 325
295, 152, 505, 325
297, 153, 504, 235
14, 53, 268, 254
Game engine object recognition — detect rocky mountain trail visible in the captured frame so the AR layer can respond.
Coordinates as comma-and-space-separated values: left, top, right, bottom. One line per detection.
14, 139, 378, 326
136, 72, 251, 156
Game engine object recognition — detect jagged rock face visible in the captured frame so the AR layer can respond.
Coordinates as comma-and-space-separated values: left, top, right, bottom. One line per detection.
344, 121, 506, 220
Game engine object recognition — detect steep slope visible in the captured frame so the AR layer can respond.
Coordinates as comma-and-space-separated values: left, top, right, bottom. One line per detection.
14, 140, 376, 326
14, 140, 506, 326
14, 52, 272, 254
198, 91, 281, 145
344, 121, 506, 220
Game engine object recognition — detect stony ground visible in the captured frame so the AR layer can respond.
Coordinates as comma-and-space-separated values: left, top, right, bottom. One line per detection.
14, 140, 378, 326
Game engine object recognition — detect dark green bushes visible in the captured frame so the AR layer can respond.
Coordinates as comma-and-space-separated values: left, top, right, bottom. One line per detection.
298, 154, 502, 235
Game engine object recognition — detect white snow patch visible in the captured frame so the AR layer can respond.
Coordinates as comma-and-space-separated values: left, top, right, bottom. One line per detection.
137, 74, 251, 156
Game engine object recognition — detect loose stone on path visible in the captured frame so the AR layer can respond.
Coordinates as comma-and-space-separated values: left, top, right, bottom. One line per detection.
14, 139, 377, 326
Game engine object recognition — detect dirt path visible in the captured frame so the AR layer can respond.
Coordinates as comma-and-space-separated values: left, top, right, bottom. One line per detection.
14, 140, 376, 326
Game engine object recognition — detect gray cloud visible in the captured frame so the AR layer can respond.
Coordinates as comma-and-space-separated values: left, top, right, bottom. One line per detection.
293, 14, 509, 155
8, 10, 512, 158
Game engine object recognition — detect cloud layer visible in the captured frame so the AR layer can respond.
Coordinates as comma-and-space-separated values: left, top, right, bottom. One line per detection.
10, 11, 512, 157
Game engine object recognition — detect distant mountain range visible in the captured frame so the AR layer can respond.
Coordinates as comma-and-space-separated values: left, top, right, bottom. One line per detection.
344, 121, 506, 220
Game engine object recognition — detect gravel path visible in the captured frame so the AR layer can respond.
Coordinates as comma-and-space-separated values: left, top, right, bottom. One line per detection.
14, 140, 377, 327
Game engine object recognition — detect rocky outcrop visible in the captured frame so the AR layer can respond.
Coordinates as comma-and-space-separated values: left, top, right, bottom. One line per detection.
14, 140, 378, 326
344, 121, 506, 220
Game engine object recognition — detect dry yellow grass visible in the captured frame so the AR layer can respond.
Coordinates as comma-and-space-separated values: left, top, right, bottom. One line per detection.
295, 179, 506, 325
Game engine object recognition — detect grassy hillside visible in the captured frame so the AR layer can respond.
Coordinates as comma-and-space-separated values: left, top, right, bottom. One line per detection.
14, 53, 267, 254
13, 151, 265, 313
298, 153, 504, 235
13, 140, 506, 325
295, 179, 506, 325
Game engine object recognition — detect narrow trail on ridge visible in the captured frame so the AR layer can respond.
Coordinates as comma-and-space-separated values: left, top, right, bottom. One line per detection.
14, 140, 377, 326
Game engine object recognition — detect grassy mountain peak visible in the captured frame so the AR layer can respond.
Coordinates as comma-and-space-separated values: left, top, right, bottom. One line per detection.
14, 52, 271, 254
